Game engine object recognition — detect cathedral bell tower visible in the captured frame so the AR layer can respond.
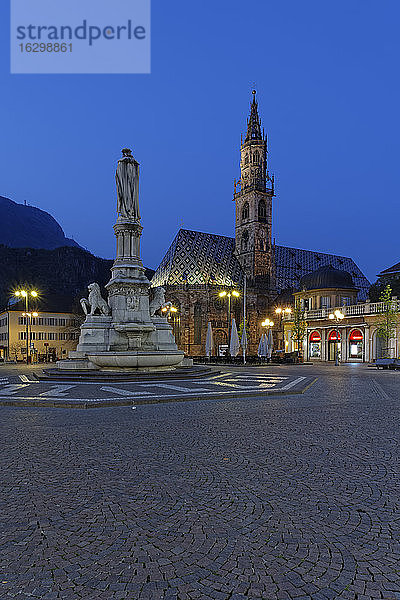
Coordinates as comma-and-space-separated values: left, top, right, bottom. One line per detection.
234, 90, 275, 287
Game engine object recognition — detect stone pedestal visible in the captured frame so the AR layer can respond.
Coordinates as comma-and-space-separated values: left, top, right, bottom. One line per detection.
74, 315, 113, 353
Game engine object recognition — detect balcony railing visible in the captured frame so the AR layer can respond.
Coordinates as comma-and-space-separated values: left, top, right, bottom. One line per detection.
282, 300, 400, 321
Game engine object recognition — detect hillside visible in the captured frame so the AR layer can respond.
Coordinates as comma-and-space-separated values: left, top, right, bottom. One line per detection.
0, 196, 79, 250
0, 245, 154, 314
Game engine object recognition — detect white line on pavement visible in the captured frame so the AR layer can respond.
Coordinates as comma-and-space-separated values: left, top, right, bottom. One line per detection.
279, 376, 306, 390
40, 385, 77, 397
152, 384, 213, 392
100, 386, 151, 396
0, 384, 30, 395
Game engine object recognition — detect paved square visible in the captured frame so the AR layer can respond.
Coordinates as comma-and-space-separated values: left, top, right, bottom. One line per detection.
0, 364, 400, 599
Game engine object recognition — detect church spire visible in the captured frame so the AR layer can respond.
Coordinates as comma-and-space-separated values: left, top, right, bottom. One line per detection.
245, 90, 263, 142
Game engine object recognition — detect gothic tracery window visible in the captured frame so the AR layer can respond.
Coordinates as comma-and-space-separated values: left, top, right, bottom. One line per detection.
241, 202, 249, 221
258, 200, 267, 222
241, 230, 249, 252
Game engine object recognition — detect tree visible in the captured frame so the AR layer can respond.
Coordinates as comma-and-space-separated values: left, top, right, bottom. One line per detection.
376, 285, 400, 358
238, 318, 250, 341
8, 342, 22, 361
291, 304, 308, 354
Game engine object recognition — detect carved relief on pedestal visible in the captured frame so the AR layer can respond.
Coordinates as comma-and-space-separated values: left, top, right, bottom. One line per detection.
126, 291, 140, 311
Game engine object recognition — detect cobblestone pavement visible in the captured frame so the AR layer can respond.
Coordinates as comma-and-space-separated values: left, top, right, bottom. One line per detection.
1, 364, 400, 599
0, 367, 314, 407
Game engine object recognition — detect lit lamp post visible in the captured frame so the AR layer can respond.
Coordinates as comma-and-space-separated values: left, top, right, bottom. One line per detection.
14, 289, 38, 364
275, 307, 292, 352
218, 289, 240, 345
261, 318, 274, 361
22, 311, 38, 363
329, 309, 345, 366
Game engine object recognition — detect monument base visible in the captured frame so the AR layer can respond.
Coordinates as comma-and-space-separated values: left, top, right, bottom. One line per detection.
57, 316, 184, 372
57, 351, 184, 371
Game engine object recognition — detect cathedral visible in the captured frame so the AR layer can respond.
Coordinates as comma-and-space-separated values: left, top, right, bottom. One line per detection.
151, 91, 370, 356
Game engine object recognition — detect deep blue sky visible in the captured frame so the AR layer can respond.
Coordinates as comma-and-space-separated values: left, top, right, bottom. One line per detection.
1, 0, 399, 282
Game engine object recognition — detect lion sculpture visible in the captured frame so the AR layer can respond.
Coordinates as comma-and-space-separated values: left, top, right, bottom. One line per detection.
149, 286, 171, 317
80, 283, 110, 316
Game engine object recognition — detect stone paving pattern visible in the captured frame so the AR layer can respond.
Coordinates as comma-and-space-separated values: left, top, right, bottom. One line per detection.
1, 364, 400, 599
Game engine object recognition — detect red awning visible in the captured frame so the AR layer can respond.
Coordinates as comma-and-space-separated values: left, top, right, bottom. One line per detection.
328, 330, 341, 341
349, 329, 363, 341
310, 331, 321, 342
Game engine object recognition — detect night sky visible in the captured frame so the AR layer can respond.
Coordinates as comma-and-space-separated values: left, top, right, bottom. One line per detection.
1, 0, 399, 282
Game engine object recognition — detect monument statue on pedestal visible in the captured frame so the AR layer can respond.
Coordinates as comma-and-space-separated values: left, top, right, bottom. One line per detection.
116, 148, 140, 221
57, 147, 184, 372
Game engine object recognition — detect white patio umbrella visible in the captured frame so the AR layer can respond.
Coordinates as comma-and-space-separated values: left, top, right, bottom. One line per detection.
205, 321, 214, 358
240, 325, 248, 364
257, 333, 267, 358
266, 327, 274, 359
229, 318, 240, 357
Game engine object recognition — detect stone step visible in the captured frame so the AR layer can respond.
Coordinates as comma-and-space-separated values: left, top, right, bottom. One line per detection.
36, 365, 217, 383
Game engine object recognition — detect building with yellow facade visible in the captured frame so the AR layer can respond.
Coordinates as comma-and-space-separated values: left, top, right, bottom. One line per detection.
0, 310, 80, 362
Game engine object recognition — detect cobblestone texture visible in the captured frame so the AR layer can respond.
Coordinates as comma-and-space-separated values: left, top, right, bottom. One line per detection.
0, 364, 400, 599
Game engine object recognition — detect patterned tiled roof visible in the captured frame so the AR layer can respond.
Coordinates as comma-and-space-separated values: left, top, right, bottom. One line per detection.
151, 230, 243, 287
151, 229, 371, 300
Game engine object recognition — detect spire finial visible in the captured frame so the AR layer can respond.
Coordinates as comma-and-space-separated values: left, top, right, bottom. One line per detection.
245, 90, 262, 142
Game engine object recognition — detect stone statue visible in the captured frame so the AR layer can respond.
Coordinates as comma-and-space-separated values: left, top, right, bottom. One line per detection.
116, 148, 140, 221
80, 283, 111, 316
149, 286, 171, 317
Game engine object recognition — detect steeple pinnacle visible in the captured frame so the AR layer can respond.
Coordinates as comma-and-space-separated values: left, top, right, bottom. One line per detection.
245, 90, 263, 142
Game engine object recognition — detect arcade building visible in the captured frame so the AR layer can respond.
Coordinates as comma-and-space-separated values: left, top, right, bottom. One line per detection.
151, 92, 370, 356
283, 265, 400, 363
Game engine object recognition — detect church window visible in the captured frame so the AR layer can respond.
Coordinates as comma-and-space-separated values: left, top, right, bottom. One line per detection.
194, 302, 202, 345
258, 200, 267, 223
241, 230, 249, 252
245, 154, 249, 164
241, 202, 249, 221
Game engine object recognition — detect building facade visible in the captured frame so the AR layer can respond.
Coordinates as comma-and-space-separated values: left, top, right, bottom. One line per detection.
152, 92, 371, 356
284, 266, 400, 362
0, 310, 80, 362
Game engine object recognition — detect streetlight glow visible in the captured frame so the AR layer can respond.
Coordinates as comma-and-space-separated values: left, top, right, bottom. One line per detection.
13, 288, 40, 364
219, 291, 227, 297
275, 307, 282, 314
262, 319, 274, 327
232, 291, 240, 297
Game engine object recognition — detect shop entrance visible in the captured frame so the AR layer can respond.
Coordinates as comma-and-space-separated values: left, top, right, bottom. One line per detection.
328, 330, 341, 361
349, 329, 363, 360
309, 331, 321, 359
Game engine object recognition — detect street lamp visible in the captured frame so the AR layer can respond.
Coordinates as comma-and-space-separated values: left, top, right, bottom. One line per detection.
14, 289, 39, 364
261, 318, 274, 328
275, 307, 292, 351
218, 288, 240, 343
329, 309, 345, 366
22, 312, 39, 364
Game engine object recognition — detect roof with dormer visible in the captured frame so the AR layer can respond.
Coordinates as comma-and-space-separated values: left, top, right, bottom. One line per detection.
151, 229, 370, 300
